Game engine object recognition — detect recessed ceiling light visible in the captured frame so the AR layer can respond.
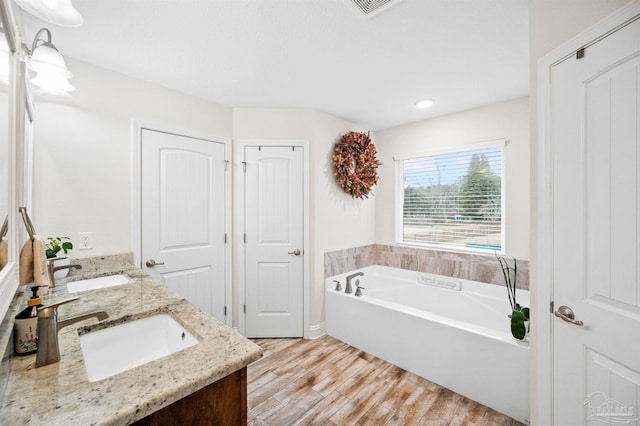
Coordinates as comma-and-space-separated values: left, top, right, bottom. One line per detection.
414, 99, 435, 109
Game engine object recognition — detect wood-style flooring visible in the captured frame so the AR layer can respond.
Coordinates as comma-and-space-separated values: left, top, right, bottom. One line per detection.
248, 336, 525, 426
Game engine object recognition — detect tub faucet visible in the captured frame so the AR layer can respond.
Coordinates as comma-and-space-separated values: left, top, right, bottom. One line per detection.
35, 296, 109, 368
345, 272, 364, 294
47, 258, 82, 287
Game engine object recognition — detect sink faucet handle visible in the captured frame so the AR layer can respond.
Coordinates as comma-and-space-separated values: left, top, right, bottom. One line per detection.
38, 296, 79, 318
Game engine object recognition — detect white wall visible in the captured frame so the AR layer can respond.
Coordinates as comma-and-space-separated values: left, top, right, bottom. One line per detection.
31, 58, 232, 257
30, 59, 375, 331
233, 108, 376, 326
375, 96, 530, 260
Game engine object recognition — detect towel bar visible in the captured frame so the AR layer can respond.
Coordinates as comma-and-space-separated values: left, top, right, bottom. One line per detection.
18, 207, 36, 240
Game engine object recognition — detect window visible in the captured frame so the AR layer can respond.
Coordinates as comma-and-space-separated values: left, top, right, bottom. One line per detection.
397, 141, 505, 253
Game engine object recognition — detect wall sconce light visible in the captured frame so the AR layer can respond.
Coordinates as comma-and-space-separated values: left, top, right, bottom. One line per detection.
14, 0, 83, 28
27, 28, 74, 96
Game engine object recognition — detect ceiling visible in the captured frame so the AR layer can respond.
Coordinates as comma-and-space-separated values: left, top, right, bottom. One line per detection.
19, 0, 529, 131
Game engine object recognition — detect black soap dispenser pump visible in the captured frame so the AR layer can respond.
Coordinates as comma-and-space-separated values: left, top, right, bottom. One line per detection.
14, 286, 44, 355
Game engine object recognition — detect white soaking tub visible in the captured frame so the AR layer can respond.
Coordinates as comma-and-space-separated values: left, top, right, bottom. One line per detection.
325, 265, 529, 423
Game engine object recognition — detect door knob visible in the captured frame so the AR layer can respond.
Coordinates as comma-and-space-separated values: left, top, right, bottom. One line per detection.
288, 249, 301, 256
554, 305, 584, 326
145, 259, 165, 268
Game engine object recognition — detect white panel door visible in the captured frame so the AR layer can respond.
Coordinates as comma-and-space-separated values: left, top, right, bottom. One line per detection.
551, 17, 640, 424
141, 129, 227, 322
244, 146, 304, 337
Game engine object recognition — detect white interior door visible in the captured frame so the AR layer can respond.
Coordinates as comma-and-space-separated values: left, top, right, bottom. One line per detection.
550, 17, 640, 424
244, 146, 304, 338
141, 128, 227, 323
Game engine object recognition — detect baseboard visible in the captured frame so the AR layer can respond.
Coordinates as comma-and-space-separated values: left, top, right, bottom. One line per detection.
306, 322, 326, 339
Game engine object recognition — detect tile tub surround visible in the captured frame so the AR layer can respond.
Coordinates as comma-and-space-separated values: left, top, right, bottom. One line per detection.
0, 264, 262, 425
325, 244, 529, 290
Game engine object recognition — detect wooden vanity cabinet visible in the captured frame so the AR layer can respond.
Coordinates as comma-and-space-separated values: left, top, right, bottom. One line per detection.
132, 367, 247, 425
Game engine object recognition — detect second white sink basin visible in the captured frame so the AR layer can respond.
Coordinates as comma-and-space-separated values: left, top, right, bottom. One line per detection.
79, 313, 198, 382
67, 274, 131, 293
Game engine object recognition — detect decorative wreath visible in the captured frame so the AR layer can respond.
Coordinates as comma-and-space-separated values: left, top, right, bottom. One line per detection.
332, 131, 381, 199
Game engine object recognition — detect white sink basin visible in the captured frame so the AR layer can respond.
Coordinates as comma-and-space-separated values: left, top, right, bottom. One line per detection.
67, 274, 131, 293
79, 313, 198, 382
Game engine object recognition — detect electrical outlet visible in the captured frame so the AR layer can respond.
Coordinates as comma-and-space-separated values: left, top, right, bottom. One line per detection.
79, 232, 93, 250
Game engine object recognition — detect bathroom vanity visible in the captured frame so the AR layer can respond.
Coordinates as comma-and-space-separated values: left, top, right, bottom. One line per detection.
0, 259, 262, 425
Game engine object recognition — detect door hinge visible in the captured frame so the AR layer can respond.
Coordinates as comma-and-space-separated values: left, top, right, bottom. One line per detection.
224, 233, 227, 244
576, 47, 585, 59
224, 305, 227, 316
242, 161, 247, 172
550, 300, 554, 314
224, 160, 229, 172
243, 233, 246, 243
244, 304, 246, 314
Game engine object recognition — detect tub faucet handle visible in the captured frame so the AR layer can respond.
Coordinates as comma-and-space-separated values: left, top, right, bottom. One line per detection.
354, 285, 365, 297
333, 280, 342, 291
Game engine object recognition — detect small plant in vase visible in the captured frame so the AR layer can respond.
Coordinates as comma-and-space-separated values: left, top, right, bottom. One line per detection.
46, 237, 73, 279
45, 237, 73, 259
496, 253, 529, 340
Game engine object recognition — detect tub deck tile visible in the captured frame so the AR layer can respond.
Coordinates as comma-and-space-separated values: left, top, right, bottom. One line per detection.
248, 335, 525, 426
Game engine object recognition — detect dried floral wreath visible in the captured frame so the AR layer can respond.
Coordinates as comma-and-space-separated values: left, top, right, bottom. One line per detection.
332, 131, 382, 199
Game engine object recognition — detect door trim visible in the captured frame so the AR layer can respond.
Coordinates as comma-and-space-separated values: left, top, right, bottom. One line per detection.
235, 139, 311, 338
131, 121, 233, 327
536, 3, 640, 424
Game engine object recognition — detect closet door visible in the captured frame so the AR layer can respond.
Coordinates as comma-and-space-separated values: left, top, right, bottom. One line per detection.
244, 145, 304, 337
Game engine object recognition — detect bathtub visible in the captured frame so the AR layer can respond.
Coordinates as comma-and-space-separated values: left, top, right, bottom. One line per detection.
325, 265, 529, 423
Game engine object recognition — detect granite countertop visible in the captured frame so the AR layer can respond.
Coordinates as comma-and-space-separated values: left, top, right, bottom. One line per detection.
0, 264, 262, 425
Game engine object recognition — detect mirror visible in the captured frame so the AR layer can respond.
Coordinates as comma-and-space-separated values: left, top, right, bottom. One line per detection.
0, 22, 10, 272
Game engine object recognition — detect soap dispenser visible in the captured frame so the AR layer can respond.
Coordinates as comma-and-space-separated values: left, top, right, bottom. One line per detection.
14, 286, 44, 355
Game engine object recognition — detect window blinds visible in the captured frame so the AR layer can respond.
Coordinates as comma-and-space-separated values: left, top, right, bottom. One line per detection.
402, 146, 503, 251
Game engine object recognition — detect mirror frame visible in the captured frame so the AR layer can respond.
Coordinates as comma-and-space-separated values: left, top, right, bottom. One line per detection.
0, 0, 26, 323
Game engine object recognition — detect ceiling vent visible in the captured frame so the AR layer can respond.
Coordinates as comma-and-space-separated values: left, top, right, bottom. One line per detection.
348, 0, 405, 17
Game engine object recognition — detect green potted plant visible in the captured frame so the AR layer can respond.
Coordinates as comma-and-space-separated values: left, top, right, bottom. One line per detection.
46, 237, 73, 279
496, 253, 529, 340
45, 236, 73, 259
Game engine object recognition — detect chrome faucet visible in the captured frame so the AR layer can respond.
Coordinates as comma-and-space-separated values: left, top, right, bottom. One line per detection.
47, 258, 82, 287
35, 296, 109, 368
345, 271, 364, 294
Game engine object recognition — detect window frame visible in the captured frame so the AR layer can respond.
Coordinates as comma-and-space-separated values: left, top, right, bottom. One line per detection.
394, 139, 507, 254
